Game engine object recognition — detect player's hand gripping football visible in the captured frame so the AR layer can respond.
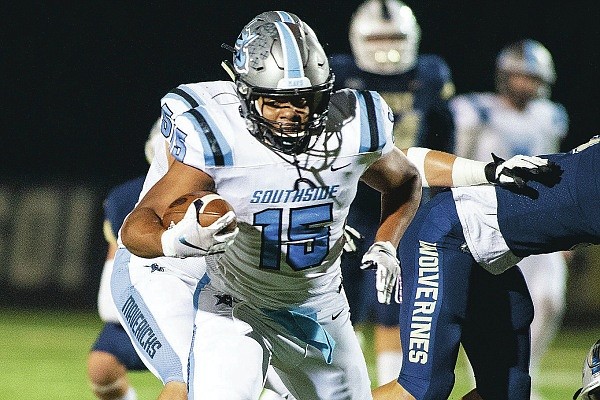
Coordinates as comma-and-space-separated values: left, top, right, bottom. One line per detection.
160, 200, 239, 258
361, 241, 401, 304
485, 153, 562, 189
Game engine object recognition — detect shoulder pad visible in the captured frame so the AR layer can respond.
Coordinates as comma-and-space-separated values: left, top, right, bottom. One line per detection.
326, 89, 358, 131
171, 104, 235, 167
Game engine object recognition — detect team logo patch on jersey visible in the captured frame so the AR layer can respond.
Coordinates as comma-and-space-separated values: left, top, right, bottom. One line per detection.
145, 263, 164, 273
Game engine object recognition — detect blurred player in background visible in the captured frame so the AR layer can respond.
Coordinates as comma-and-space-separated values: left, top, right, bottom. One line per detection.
86, 121, 162, 400
451, 38, 569, 399
329, 0, 455, 385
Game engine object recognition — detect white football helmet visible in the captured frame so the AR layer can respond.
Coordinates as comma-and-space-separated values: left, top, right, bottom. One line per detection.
496, 39, 556, 99
229, 11, 334, 155
574, 339, 600, 400
349, 0, 421, 75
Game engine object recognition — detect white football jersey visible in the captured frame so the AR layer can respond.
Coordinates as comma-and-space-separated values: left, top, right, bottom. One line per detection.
165, 81, 395, 309
451, 92, 568, 161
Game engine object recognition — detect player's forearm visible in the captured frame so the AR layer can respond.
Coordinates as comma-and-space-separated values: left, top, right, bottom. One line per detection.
121, 207, 166, 258
376, 173, 421, 247
403, 147, 488, 188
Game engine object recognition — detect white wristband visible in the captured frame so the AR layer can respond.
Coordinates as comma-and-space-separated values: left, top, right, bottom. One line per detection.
406, 147, 431, 188
451, 157, 489, 187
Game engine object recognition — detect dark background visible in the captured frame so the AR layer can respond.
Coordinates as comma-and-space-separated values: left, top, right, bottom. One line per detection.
4, 1, 599, 188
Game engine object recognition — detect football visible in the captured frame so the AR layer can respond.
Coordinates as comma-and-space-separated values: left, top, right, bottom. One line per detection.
161, 191, 237, 233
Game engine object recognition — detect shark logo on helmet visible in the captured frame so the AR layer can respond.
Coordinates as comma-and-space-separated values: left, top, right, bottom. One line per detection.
233, 28, 258, 74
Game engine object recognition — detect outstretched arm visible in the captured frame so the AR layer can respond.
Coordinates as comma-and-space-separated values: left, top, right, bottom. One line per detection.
402, 147, 557, 189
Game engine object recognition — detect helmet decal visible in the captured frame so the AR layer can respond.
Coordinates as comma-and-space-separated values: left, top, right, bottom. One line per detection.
233, 28, 258, 74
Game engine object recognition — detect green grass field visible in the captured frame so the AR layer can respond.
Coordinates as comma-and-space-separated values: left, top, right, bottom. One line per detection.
0, 307, 594, 400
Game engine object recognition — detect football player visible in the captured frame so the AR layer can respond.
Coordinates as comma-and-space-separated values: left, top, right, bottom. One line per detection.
329, 0, 456, 385
451, 39, 569, 399
91, 122, 299, 400
373, 137, 600, 399
112, 10, 422, 399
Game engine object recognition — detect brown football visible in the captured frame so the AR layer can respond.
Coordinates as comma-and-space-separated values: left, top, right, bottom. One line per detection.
161, 191, 237, 233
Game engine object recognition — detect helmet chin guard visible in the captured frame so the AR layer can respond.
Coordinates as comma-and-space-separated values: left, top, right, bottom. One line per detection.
228, 11, 334, 155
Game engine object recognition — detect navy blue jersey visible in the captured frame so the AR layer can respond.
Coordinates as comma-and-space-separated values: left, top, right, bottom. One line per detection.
330, 53, 455, 152
103, 176, 145, 238
497, 138, 600, 256
395, 139, 600, 398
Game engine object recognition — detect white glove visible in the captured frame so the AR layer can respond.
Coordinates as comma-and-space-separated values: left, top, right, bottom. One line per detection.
160, 200, 239, 258
485, 153, 556, 188
361, 241, 401, 304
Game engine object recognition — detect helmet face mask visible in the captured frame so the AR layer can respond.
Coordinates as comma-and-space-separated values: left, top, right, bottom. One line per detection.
231, 11, 334, 155
349, 0, 421, 75
496, 39, 556, 106
499, 72, 546, 110
249, 88, 332, 154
